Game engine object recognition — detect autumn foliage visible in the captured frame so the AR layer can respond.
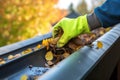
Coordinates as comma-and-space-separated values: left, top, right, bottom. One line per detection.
0, 0, 67, 47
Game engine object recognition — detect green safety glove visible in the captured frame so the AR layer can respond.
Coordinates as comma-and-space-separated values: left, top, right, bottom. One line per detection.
52, 15, 90, 47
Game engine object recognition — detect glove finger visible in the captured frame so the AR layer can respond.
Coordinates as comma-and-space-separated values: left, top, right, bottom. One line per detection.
57, 33, 71, 47
52, 22, 61, 38
52, 29, 58, 38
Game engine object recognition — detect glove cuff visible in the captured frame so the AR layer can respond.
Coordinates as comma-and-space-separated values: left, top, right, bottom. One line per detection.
87, 12, 101, 30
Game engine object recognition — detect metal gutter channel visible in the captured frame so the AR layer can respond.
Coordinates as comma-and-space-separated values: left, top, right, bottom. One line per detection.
0, 33, 51, 79
0, 24, 120, 80
38, 24, 120, 80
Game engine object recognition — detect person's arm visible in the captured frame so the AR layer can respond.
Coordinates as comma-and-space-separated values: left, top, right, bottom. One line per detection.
88, 0, 120, 30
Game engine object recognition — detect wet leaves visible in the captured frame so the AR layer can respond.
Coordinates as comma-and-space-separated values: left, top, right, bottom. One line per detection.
47, 61, 54, 66
62, 52, 70, 58
36, 44, 41, 49
44, 28, 109, 67
97, 41, 103, 49
20, 75, 28, 80
0, 60, 6, 65
42, 39, 49, 50
45, 51, 54, 61
8, 55, 14, 60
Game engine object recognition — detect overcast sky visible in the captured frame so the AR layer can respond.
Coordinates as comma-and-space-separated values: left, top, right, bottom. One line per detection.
57, 0, 93, 10
56, 0, 105, 11
57, 0, 80, 9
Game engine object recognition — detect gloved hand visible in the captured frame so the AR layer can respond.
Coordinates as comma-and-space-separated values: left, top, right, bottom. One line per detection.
52, 15, 90, 47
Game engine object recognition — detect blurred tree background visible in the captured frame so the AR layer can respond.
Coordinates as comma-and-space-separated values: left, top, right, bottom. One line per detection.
0, 0, 67, 47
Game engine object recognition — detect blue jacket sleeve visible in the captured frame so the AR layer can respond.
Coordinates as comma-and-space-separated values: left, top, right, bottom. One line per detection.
94, 0, 120, 28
